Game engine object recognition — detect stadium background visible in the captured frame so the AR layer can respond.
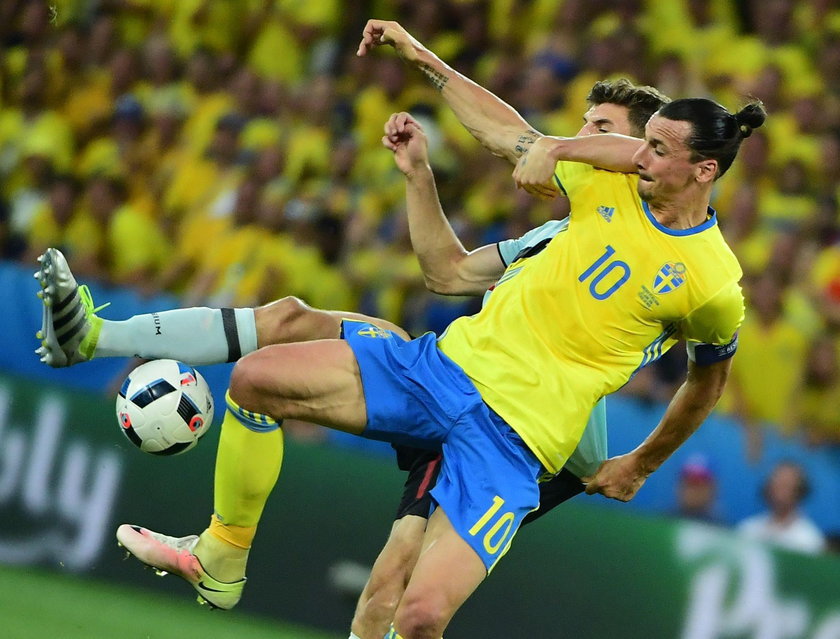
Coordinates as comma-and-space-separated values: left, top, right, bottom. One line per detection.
1, 0, 840, 637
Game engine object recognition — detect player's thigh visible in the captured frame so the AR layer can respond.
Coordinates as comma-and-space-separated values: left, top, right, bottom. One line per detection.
229, 339, 367, 432
395, 508, 486, 631
255, 297, 410, 344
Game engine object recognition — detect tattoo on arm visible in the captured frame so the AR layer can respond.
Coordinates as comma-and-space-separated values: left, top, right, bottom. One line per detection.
513, 129, 540, 158
419, 63, 449, 91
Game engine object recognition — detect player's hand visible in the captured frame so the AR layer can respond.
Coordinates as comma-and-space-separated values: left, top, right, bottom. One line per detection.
582, 453, 650, 502
383, 112, 429, 176
357, 19, 420, 61
512, 136, 561, 199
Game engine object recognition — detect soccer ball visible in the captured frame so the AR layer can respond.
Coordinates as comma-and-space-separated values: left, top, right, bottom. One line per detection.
116, 359, 214, 455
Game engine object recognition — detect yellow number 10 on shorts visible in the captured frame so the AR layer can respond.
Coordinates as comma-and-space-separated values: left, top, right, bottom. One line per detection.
469, 495, 516, 557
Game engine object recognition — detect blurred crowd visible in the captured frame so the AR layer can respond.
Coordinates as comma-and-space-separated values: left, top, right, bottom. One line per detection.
1, 0, 840, 458
673, 455, 831, 553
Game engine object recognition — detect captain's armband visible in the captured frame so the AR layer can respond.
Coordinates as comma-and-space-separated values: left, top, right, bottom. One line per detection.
686, 334, 738, 366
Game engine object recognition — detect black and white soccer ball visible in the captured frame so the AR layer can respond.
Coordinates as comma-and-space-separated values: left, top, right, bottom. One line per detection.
116, 359, 214, 455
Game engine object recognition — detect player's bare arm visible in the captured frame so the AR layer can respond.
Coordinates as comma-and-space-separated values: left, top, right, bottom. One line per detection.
513, 134, 643, 194
358, 18, 554, 196
385, 113, 504, 295
584, 357, 732, 502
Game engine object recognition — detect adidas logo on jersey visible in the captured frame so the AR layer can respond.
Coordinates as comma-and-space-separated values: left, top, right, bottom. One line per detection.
597, 206, 615, 222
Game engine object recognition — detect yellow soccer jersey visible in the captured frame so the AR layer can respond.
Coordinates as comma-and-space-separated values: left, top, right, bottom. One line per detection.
438, 162, 744, 473
724, 313, 808, 432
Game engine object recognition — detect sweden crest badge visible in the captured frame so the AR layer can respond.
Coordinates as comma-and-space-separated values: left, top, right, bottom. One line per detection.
653, 262, 687, 294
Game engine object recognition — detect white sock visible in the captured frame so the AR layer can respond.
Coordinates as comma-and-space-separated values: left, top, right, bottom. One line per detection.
348, 634, 362, 639
95, 307, 258, 365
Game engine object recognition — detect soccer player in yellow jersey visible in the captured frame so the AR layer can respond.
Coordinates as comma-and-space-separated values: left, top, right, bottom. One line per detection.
507, 98, 764, 496
110, 94, 763, 638
38, 75, 667, 639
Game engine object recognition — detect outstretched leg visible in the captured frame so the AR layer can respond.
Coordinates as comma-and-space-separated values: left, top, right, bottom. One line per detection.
35, 247, 408, 367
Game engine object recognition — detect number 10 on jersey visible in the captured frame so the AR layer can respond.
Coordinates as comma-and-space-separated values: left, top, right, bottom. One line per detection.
579, 245, 631, 300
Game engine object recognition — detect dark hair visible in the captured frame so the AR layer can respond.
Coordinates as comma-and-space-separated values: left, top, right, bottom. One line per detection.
51, 173, 80, 192
657, 98, 767, 179
587, 78, 671, 138
762, 460, 811, 502
91, 174, 128, 200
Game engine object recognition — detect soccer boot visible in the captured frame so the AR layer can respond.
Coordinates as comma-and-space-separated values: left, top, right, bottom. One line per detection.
34, 248, 105, 367
116, 524, 246, 610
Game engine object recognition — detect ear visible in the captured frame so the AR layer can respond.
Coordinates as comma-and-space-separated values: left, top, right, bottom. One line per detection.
695, 159, 718, 184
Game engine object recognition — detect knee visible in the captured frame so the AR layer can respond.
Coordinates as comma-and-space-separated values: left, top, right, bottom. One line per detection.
228, 353, 265, 410
255, 296, 316, 344
263, 296, 310, 323
393, 593, 448, 639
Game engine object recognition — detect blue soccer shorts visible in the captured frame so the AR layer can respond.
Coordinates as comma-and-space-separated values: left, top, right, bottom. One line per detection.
342, 320, 543, 572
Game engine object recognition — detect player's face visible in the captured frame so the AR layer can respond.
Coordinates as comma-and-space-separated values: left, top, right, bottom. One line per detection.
632, 115, 700, 205
576, 103, 633, 137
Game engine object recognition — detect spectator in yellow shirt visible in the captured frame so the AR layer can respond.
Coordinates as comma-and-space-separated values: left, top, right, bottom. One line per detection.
797, 333, 840, 447
179, 48, 235, 159
23, 174, 98, 266
758, 159, 818, 233
163, 113, 247, 223
82, 175, 170, 291
726, 272, 811, 460
2, 60, 75, 192
186, 176, 264, 306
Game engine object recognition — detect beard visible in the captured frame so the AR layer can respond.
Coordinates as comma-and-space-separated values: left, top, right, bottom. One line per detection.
636, 180, 654, 203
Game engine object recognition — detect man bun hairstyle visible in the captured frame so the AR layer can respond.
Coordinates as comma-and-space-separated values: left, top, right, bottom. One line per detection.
587, 78, 671, 138
657, 97, 766, 179
734, 102, 767, 139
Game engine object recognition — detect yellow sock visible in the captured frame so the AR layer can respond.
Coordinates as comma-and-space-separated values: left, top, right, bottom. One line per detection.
209, 392, 284, 550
